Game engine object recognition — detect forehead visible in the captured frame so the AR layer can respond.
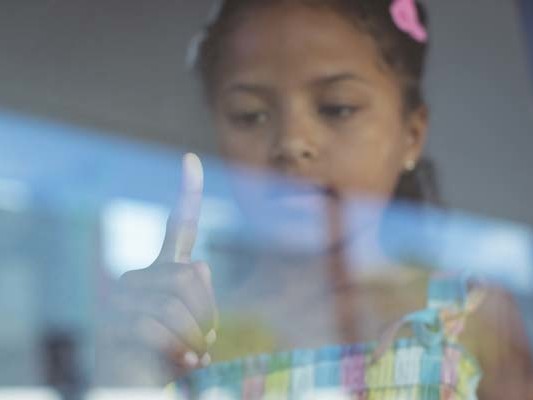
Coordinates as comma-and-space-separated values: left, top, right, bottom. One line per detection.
218, 2, 392, 89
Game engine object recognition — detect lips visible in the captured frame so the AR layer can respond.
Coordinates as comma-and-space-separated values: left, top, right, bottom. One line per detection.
322, 186, 338, 199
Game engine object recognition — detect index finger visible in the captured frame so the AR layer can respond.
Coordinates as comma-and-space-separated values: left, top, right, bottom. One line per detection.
158, 153, 204, 264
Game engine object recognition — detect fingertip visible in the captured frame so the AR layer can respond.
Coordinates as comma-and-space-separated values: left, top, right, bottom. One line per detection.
183, 351, 200, 368
182, 152, 204, 193
200, 353, 212, 367
205, 329, 217, 347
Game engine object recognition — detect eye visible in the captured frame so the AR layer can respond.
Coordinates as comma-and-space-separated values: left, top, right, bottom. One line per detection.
228, 111, 269, 128
319, 104, 359, 120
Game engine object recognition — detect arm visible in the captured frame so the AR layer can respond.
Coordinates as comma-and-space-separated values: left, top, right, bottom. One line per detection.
463, 288, 533, 400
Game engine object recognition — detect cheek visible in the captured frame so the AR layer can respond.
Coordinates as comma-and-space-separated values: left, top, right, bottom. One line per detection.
216, 122, 271, 168
327, 121, 406, 199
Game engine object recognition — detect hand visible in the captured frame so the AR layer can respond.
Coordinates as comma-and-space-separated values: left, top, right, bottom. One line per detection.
106, 153, 218, 380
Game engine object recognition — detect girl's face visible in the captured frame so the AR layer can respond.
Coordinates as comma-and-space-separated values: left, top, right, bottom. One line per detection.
211, 2, 427, 242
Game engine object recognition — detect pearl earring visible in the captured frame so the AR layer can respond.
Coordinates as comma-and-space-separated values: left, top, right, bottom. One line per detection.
405, 159, 416, 172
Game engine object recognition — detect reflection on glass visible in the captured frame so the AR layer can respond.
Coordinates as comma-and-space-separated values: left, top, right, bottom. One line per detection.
1, 0, 533, 399
102, 199, 169, 278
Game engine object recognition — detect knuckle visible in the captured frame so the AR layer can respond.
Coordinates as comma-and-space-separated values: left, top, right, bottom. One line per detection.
165, 298, 189, 319
192, 261, 212, 281
173, 265, 196, 286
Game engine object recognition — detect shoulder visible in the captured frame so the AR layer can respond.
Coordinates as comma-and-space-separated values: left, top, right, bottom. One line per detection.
462, 287, 533, 399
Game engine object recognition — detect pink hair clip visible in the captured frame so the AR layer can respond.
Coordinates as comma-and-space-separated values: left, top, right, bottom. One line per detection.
390, 0, 428, 43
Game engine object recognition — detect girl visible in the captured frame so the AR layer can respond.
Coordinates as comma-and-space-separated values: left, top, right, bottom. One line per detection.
116, 0, 533, 398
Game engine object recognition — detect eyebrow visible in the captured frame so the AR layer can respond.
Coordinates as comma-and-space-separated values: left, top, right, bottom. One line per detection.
307, 72, 370, 87
223, 72, 370, 95
223, 83, 274, 97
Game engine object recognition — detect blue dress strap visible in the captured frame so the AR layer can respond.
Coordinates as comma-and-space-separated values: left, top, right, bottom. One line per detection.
426, 271, 486, 342
427, 272, 470, 310
370, 271, 486, 363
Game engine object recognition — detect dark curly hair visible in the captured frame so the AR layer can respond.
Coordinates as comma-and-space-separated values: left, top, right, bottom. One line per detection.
190, 0, 440, 205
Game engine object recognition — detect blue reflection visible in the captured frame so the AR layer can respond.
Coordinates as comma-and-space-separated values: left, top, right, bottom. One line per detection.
0, 110, 532, 393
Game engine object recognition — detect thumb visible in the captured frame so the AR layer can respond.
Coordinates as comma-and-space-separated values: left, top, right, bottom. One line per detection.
158, 153, 204, 264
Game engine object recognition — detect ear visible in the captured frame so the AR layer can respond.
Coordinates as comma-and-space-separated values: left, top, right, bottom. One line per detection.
403, 104, 428, 169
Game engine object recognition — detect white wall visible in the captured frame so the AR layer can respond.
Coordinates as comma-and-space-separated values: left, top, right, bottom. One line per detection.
424, 0, 533, 224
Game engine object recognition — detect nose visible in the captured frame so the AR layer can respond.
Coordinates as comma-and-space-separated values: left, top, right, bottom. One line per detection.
268, 117, 320, 169
269, 136, 317, 165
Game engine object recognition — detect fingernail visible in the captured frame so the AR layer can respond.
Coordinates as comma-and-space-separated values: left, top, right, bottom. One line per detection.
183, 351, 199, 368
205, 329, 217, 346
201, 353, 212, 367
183, 153, 203, 192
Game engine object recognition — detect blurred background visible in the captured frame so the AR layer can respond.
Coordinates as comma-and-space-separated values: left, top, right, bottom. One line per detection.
0, 0, 532, 398
1, 0, 532, 222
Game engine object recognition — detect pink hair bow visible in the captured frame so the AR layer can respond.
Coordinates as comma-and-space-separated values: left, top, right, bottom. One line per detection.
390, 0, 428, 43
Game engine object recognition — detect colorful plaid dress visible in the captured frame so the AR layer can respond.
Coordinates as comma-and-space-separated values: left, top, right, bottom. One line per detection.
172, 273, 484, 399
